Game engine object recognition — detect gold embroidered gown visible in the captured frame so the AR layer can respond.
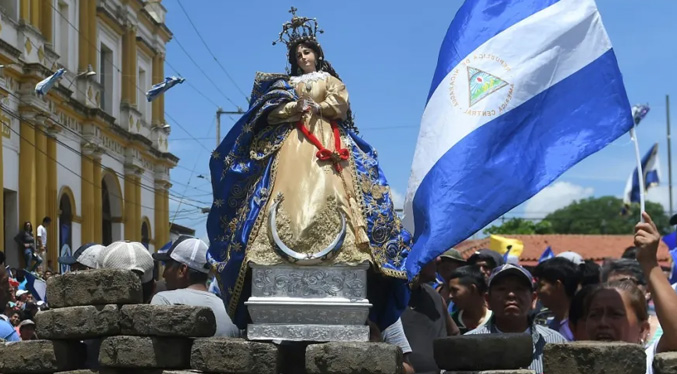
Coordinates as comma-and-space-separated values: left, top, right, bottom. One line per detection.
246, 71, 372, 266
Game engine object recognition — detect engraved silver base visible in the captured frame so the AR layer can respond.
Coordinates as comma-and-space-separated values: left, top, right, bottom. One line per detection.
246, 263, 372, 342
247, 324, 369, 342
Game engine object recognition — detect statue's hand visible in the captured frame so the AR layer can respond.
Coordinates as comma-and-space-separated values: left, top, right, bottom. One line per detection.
303, 99, 320, 114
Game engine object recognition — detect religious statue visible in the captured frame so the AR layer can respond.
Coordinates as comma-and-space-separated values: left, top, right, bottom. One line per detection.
207, 8, 412, 339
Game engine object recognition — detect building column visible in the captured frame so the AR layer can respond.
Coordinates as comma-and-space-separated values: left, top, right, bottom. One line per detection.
88, 0, 97, 68
158, 54, 165, 124
46, 134, 58, 268
35, 129, 47, 227
92, 157, 102, 243
122, 26, 138, 106
40, 0, 52, 43
134, 176, 141, 242
124, 170, 138, 240
30, 0, 40, 27
80, 153, 94, 244
78, 0, 89, 72
19, 122, 36, 240
20, 0, 29, 23
163, 189, 170, 240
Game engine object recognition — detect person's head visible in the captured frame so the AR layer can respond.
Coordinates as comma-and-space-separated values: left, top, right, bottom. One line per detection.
621, 246, 638, 260
584, 280, 650, 345
468, 249, 505, 279
8, 311, 20, 326
18, 319, 36, 340
99, 241, 155, 302
580, 260, 601, 287
43, 270, 53, 280
448, 265, 487, 310
0, 265, 10, 309
438, 248, 467, 282
532, 257, 580, 309
288, 39, 325, 76
601, 259, 648, 296
59, 243, 105, 271
568, 285, 595, 340
486, 264, 536, 326
23, 221, 32, 232
15, 290, 28, 302
152, 236, 211, 291
41, 217, 51, 227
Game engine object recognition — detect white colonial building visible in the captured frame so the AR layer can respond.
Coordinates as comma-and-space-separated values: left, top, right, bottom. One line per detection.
0, 0, 176, 270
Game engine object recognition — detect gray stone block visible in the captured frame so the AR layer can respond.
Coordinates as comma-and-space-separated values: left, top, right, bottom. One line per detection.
434, 334, 532, 371
120, 305, 216, 337
306, 342, 403, 374
544, 342, 646, 374
47, 269, 142, 308
99, 336, 191, 369
653, 352, 677, 374
35, 304, 120, 339
191, 338, 279, 373
0, 340, 86, 373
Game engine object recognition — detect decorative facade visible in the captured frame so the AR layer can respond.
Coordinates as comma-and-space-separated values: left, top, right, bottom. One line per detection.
0, 0, 177, 270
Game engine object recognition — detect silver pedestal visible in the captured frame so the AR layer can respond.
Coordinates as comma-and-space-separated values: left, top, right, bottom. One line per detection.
246, 263, 371, 342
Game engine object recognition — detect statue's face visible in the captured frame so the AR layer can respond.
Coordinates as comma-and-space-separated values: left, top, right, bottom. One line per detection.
296, 44, 317, 74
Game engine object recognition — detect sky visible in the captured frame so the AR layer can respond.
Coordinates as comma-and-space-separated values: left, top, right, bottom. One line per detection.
160, 1, 677, 242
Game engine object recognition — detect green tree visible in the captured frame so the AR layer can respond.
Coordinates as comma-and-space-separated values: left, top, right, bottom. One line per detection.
544, 196, 670, 235
484, 218, 555, 235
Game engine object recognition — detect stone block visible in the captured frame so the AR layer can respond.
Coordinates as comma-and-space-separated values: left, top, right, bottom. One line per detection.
191, 338, 279, 373
47, 269, 142, 308
35, 304, 120, 339
305, 342, 403, 374
434, 334, 532, 371
653, 352, 677, 374
0, 340, 86, 373
544, 342, 645, 374
120, 305, 216, 337
99, 336, 191, 369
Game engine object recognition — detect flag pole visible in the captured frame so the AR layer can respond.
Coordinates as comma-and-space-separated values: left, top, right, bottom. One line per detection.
667, 94, 673, 219
630, 126, 646, 222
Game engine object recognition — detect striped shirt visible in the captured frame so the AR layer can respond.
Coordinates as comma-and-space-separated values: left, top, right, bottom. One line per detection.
466, 317, 567, 374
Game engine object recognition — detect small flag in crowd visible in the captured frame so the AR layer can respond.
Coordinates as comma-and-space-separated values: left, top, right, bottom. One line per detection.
35, 68, 66, 96
402, 0, 634, 278
146, 77, 185, 102
623, 143, 660, 208
23, 272, 46, 301
489, 235, 524, 258
631, 104, 650, 125
538, 246, 555, 263
662, 232, 677, 284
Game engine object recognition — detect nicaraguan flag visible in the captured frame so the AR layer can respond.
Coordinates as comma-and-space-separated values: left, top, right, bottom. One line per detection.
146, 76, 185, 102
403, 0, 633, 277
623, 143, 660, 206
662, 232, 677, 284
539, 246, 555, 263
35, 68, 66, 96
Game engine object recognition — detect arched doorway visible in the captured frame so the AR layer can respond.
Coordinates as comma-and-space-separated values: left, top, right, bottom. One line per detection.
102, 182, 112, 245
101, 171, 123, 244
58, 193, 73, 274
141, 221, 149, 249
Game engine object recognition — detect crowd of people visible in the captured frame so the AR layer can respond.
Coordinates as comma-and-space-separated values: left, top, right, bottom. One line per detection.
387, 212, 677, 374
0, 213, 674, 374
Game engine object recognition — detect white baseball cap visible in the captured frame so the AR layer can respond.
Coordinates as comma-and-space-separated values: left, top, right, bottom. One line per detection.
99, 241, 155, 283
59, 243, 105, 269
152, 236, 210, 274
557, 251, 584, 265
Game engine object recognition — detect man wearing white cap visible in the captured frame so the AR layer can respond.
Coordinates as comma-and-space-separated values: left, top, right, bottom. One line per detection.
58, 243, 104, 271
151, 236, 239, 337
99, 241, 155, 303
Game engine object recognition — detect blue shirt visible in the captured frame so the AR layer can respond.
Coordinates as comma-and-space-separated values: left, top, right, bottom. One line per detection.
0, 320, 19, 341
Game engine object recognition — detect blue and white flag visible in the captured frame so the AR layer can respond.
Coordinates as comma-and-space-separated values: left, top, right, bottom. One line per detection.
623, 143, 660, 206
403, 0, 633, 277
146, 76, 185, 102
35, 68, 66, 96
539, 246, 555, 263
662, 232, 677, 284
24, 272, 46, 301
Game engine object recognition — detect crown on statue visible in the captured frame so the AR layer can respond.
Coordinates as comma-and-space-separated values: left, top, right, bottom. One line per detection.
273, 7, 324, 47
